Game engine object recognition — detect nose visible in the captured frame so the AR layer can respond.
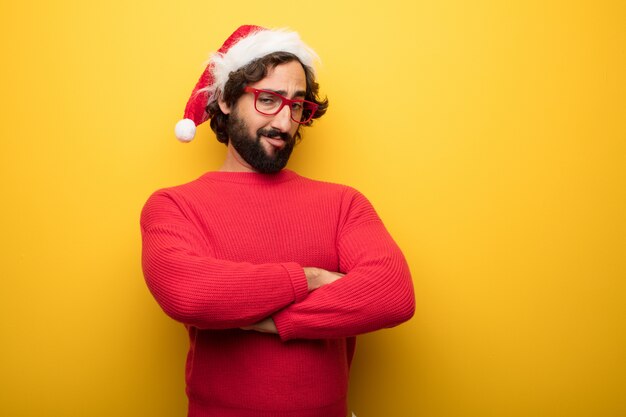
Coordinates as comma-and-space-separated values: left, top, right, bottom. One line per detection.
269, 104, 293, 133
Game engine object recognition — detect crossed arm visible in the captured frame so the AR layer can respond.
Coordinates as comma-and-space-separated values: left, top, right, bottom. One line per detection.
141, 190, 415, 340
240, 267, 345, 333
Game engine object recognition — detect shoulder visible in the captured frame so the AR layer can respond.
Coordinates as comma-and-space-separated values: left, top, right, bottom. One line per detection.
292, 172, 365, 200
140, 174, 217, 225
293, 173, 379, 223
144, 172, 223, 203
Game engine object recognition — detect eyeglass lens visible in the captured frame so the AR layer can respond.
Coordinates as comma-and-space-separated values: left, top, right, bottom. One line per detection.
254, 91, 316, 123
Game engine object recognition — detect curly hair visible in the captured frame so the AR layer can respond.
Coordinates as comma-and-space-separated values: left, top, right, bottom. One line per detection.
206, 51, 328, 144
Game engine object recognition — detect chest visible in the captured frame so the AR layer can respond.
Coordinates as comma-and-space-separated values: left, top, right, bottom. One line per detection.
185, 189, 343, 270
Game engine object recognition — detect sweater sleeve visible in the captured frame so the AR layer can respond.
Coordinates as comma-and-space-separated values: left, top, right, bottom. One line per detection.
272, 190, 415, 341
140, 190, 309, 330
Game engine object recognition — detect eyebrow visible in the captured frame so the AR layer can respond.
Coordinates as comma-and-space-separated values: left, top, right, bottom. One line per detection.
263, 89, 307, 99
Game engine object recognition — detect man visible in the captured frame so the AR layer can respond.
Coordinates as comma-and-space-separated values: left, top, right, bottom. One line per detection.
141, 25, 415, 417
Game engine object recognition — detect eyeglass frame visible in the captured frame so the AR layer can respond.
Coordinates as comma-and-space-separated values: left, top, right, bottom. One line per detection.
243, 87, 319, 124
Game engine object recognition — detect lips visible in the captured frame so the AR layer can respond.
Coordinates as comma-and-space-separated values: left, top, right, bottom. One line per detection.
262, 136, 286, 149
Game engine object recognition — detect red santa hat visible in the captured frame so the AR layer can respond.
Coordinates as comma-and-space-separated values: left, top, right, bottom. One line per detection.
174, 25, 319, 142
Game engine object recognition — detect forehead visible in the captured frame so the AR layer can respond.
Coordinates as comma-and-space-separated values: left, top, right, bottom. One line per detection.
250, 60, 306, 93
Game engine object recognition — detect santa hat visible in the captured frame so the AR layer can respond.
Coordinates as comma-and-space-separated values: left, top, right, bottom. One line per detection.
174, 25, 319, 142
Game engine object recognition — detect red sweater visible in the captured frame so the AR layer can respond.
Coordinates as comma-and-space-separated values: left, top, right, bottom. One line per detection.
140, 169, 415, 417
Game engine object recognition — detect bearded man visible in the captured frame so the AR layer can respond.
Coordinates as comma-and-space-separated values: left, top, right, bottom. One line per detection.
140, 25, 415, 417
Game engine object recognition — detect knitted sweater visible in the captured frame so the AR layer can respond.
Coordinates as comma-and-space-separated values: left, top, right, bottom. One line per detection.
140, 169, 415, 417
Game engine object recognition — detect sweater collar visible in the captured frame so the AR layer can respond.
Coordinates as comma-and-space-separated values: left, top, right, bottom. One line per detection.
201, 169, 299, 185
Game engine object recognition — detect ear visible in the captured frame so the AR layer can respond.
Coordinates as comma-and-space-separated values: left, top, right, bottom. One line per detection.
218, 97, 231, 115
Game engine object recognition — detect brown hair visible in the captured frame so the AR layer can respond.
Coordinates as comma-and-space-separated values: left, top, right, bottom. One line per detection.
207, 51, 328, 144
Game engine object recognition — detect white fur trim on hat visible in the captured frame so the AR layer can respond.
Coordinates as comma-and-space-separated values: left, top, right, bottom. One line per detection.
207, 29, 318, 104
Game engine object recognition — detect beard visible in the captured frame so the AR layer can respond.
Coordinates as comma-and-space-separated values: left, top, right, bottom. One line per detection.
226, 112, 296, 174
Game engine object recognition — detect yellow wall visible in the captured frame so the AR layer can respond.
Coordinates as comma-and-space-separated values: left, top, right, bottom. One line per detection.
1, 1, 625, 416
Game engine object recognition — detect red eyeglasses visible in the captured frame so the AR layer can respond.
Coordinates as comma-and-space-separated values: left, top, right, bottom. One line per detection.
243, 87, 318, 124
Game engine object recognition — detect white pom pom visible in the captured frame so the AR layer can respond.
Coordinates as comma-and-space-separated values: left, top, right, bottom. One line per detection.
175, 118, 196, 142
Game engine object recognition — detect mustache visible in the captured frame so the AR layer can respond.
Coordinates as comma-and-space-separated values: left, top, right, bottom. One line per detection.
257, 128, 292, 142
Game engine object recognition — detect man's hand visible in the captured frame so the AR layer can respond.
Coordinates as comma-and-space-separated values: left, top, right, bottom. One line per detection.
240, 317, 278, 334
303, 267, 345, 291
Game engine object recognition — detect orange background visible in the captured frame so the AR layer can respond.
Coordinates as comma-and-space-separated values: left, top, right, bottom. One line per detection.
1, 1, 625, 416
